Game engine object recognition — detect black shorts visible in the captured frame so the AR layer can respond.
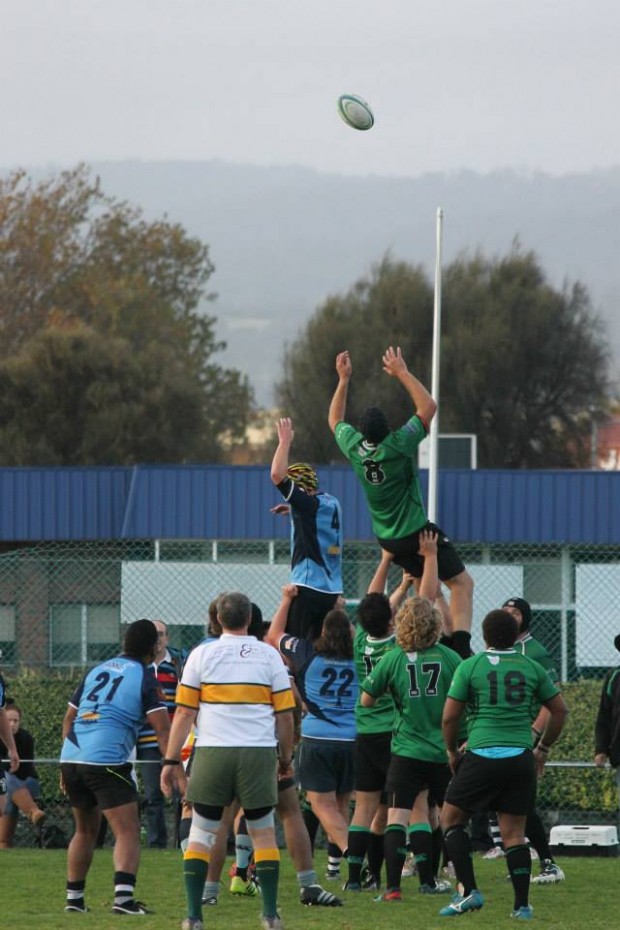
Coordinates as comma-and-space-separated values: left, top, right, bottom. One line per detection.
286, 589, 339, 641
299, 738, 355, 794
444, 750, 536, 816
378, 521, 465, 581
61, 762, 138, 811
354, 732, 392, 793
385, 754, 451, 810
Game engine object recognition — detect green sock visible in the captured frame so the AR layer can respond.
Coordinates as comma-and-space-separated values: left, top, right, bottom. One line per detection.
183, 854, 209, 920
256, 856, 280, 918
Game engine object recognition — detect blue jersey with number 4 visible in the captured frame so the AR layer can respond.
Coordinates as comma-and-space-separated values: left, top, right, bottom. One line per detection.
279, 636, 357, 740
60, 655, 165, 765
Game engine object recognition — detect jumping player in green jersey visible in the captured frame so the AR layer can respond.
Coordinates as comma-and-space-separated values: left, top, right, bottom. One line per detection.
328, 346, 473, 659
439, 609, 568, 920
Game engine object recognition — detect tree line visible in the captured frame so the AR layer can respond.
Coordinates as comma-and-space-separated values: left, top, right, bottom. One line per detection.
0, 165, 611, 467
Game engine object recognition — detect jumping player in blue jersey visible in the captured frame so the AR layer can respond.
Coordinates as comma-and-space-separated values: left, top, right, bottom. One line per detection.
271, 417, 343, 641
60, 619, 170, 916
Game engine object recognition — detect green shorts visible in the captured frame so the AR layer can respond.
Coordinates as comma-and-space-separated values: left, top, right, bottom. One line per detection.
186, 746, 278, 810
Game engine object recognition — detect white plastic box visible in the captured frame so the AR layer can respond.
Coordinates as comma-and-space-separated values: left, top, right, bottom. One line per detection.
550, 825, 618, 857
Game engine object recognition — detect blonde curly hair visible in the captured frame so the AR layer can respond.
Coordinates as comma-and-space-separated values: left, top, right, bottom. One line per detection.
394, 597, 442, 652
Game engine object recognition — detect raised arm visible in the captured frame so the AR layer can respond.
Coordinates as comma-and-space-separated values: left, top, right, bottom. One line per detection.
328, 351, 352, 433
418, 529, 439, 600
382, 346, 437, 426
265, 584, 298, 649
271, 417, 294, 485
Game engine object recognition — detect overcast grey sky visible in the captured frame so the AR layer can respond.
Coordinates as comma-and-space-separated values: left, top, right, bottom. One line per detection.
3, 0, 619, 177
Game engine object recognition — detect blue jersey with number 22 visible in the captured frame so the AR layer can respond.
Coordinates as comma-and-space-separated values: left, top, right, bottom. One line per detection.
60, 655, 165, 765
279, 636, 357, 740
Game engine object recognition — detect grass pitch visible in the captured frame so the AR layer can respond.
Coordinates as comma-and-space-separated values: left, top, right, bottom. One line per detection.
1, 847, 616, 930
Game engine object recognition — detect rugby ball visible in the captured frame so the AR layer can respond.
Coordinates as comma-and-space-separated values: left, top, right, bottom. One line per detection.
337, 93, 374, 131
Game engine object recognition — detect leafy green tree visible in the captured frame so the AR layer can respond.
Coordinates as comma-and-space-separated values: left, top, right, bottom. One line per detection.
0, 165, 253, 464
440, 247, 610, 467
276, 248, 610, 467
0, 326, 210, 465
275, 256, 434, 461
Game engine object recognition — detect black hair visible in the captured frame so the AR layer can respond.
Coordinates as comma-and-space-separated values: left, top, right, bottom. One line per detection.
124, 619, 158, 659
482, 609, 518, 650
359, 406, 390, 444
357, 592, 392, 638
248, 602, 264, 639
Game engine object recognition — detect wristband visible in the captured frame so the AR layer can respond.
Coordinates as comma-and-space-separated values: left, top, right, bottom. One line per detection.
162, 758, 180, 766
537, 744, 550, 754
278, 758, 292, 766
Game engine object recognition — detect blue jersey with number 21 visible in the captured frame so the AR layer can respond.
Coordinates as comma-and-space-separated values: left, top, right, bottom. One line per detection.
60, 655, 165, 765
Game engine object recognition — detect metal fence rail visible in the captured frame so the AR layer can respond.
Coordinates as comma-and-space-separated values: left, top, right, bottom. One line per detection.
2, 759, 616, 851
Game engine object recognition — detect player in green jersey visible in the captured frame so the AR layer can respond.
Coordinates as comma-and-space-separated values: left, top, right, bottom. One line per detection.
328, 346, 473, 659
439, 609, 568, 920
360, 548, 462, 902
498, 596, 565, 884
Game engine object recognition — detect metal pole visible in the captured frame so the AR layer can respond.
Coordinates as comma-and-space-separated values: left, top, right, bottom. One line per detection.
427, 207, 443, 522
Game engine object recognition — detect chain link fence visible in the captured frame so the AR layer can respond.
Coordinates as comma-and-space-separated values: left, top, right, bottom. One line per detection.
0, 538, 618, 675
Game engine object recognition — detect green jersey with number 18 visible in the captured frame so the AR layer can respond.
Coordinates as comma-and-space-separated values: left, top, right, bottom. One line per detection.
447, 649, 560, 750
354, 625, 397, 734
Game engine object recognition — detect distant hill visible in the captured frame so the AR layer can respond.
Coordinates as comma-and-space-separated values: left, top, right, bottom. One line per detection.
24, 160, 620, 404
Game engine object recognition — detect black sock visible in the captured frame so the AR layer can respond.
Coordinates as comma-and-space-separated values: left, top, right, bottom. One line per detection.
431, 826, 443, 878
525, 811, 552, 861
506, 844, 531, 910
367, 830, 385, 882
302, 805, 320, 852
66, 879, 86, 906
113, 871, 136, 906
444, 826, 477, 895
451, 631, 473, 659
409, 826, 434, 887
384, 825, 407, 891
347, 827, 370, 885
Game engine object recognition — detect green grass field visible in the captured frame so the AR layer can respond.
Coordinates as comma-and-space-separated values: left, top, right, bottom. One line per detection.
1, 848, 617, 930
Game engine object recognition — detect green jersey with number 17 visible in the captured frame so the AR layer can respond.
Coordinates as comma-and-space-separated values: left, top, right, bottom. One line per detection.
361, 641, 462, 762
447, 649, 560, 750
354, 625, 397, 734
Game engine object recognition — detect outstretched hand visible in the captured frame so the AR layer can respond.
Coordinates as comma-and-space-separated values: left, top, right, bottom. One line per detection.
382, 346, 408, 377
276, 417, 294, 444
270, 503, 291, 516
335, 351, 352, 381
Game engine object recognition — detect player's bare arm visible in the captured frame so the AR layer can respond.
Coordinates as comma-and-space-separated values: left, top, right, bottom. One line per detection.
382, 346, 437, 425
271, 417, 295, 484
328, 350, 352, 432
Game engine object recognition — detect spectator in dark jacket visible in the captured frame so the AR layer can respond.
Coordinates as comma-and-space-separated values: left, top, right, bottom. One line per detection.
594, 633, 620, 807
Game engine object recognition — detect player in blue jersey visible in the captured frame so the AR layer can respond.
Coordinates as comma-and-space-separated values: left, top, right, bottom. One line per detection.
271, 417, 343, 641
267, 587, 357, 857
60, 619, 170, 915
